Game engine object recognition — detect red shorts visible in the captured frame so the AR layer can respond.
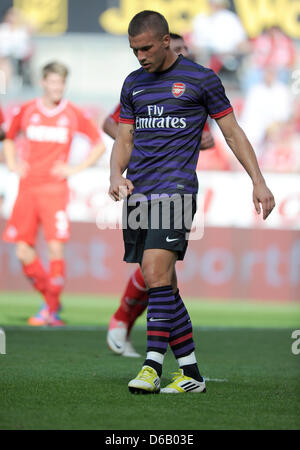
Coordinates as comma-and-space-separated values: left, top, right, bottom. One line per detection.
2, 183, 70, 245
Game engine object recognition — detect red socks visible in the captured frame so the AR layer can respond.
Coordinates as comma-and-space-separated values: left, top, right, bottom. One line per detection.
22, 258, 48, 296
23, 258, 65, 313
114, 267, 148, 330
46, 259, 65, 313
127, 292, 148, 335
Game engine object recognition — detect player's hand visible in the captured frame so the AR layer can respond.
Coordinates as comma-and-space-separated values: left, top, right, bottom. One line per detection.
51, 162, 76, 179
109, 175, 134, 201
13, 161, 29, 178
253, 181, 275, 220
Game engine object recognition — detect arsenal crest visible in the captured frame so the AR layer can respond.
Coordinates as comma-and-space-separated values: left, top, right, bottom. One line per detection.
172, 82, 185, 98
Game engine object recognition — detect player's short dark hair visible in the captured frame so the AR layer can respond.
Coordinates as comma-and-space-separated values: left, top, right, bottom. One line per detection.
128, 10, 169, 39
42, 61, 69, 79
169, 32, 183, 41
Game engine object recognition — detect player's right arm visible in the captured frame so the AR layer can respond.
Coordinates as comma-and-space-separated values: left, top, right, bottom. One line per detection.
3, 138, 16, 171
3, 105, 28, 177
109, 122, 134, 201
3, 139, 28, 177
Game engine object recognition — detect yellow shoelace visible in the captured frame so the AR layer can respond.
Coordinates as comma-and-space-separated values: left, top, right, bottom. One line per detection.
170, 370, 186, 382
137, 367, 157, 381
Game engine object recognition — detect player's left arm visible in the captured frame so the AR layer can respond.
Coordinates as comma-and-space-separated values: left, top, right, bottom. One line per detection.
52, 108, 106, 178
215, 111, 275, 220
52, 140, 105, 178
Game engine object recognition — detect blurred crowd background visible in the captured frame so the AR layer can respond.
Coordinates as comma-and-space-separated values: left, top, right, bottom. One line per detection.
0, 0, 299, 173
0, 0, 299, 301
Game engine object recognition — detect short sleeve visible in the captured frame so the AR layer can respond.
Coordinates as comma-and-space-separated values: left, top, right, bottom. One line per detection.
5, 105, 24, 139
119, 78, 135, 125
202, 69, 233, 119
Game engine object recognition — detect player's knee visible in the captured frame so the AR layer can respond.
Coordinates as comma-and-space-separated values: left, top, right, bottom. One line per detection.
142, 263, 171, 289
48, 241, 64, 260
16, 243, 35, 264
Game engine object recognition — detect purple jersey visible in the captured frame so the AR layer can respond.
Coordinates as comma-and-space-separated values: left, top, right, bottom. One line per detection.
120, 55, 232, 198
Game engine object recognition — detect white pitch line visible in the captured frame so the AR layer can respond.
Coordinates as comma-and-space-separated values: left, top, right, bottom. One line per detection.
204, 377, 228, 382
0, 325, 106, 331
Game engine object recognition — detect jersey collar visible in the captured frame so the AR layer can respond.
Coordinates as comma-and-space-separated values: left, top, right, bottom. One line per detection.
36, 98, 68, 117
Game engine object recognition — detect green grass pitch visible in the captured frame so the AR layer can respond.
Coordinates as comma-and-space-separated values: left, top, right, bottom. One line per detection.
0, 292, 299, 430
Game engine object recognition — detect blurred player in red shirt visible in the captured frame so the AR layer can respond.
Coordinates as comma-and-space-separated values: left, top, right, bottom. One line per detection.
2, 61, 105, 326
104, 34, 214, 357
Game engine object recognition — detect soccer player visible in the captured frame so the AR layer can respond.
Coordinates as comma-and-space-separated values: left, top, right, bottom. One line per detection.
2, 61, 105, 326
106, 32, 214, 358
109, 10, 275, 394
